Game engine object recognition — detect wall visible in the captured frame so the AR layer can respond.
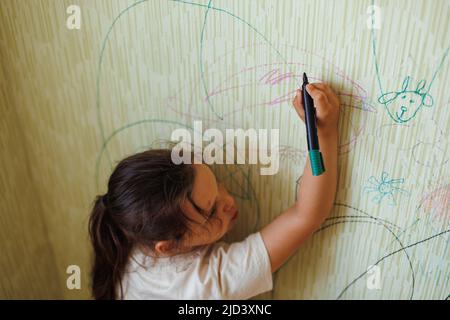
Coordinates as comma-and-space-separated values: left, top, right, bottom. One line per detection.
0, 0, 448, 299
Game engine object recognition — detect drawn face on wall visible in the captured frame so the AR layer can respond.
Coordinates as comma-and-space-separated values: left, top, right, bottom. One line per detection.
378, 76, 433, 123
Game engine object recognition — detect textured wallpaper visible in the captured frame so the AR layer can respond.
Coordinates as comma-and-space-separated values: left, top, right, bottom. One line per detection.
0, 0, 448, 299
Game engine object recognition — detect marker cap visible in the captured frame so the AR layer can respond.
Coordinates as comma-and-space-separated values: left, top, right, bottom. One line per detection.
309, 149, 325, 176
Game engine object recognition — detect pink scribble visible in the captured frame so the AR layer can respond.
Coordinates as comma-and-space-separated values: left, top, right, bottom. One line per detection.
164, 42, 374, 155
259, 69, 296, 85
419, 185, 450, 222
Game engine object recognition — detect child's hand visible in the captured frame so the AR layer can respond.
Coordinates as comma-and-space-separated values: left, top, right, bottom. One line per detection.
292, 83, 340, 136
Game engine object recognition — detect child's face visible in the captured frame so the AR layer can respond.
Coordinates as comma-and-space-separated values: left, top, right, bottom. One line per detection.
181, 164, 239, 248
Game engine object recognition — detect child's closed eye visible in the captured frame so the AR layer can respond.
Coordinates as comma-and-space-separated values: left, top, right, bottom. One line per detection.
208, 203, 217, 219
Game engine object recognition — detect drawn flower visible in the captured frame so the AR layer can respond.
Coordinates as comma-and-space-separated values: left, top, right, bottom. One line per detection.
363, 171, 410, 205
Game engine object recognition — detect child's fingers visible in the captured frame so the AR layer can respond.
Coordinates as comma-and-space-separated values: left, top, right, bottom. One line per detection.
306, 84, 329, 105
306, 84, 331, 119
310, 82, 331, 94
312, 83, 340, 107
292, 89, 305, 120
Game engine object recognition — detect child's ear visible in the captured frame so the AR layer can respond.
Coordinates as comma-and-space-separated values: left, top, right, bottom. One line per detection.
154, 240, 173, 255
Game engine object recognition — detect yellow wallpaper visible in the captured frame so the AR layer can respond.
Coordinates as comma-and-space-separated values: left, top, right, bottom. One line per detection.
0, 0, 448, 299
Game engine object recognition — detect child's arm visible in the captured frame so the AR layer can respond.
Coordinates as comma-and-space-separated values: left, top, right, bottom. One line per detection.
260, 83, 340, 272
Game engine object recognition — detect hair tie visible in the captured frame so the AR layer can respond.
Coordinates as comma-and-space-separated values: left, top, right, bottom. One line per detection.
102, 194, 109, 207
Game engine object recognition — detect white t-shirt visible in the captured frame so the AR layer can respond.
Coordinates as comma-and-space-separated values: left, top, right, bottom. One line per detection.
119, 232, 273, 299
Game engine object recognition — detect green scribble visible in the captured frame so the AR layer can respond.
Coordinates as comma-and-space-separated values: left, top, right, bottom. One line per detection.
199, 0, 223, 119
172, 0, 304, 119
370, 0, 449, 123
95, 0, 149, 168
94, 119, 191, 188
378, 76, 433, 123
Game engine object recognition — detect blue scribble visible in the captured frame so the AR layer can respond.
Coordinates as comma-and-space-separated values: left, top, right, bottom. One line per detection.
378, 76, 433, 123
364, 171, 410, 205
370, 0, 449, 125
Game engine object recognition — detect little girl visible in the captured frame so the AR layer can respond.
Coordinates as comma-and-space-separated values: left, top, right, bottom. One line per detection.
89, 83, 340, 300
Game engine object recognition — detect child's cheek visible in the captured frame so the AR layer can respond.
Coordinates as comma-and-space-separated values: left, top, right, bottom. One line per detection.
215, 217, 228, 238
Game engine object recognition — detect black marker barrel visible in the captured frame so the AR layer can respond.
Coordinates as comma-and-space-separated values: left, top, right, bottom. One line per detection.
301, 72, 325, 176
302, 73, 319, 151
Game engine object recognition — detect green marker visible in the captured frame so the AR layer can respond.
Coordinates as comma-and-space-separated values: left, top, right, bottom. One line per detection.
302, 73, 325, 176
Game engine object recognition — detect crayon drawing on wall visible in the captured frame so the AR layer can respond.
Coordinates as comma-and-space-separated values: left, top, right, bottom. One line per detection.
0, 0, 448, 299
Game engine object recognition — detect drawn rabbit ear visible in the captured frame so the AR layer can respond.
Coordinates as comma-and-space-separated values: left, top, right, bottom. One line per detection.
378, 91, 398, 104
416, 79, 426, 92
401, 76, 411, 91
422, 93, 433, 107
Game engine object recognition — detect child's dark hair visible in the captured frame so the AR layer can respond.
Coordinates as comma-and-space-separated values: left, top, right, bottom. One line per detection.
88, 149, 196, 300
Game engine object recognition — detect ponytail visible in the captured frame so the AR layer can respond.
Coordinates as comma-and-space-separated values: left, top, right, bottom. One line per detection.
89, 194, 132, 300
